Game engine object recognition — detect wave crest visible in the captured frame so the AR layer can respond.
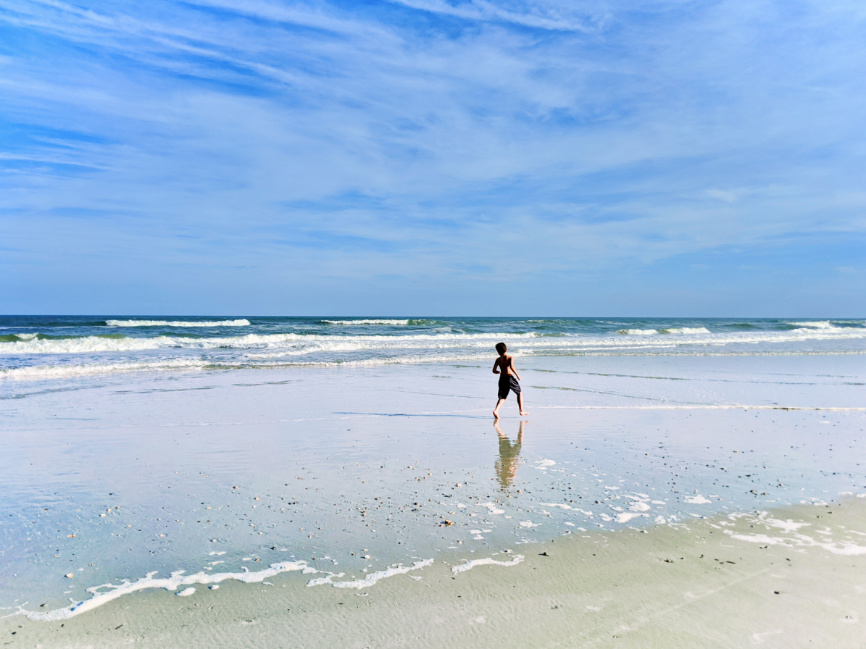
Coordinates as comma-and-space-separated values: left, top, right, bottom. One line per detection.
660, 327, 712, 334
321, 319, 410, 326
105, 319, 251, 327
0, 331, 539, 356
790, 321, 835, 330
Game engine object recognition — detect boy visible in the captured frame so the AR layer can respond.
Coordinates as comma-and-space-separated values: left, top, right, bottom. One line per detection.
492, 342, 528, 418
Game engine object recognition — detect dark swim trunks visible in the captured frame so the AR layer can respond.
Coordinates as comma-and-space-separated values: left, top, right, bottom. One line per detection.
498, 375, 521, 400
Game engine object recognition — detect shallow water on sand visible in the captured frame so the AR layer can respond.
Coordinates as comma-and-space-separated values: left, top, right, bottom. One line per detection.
1, 353, 864, 622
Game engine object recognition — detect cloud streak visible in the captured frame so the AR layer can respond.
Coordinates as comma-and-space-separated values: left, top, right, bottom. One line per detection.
385, 0, 605, 32
1, 0, 864, 314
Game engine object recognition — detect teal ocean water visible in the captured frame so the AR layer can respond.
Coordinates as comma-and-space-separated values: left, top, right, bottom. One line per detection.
1, 316, 864, 388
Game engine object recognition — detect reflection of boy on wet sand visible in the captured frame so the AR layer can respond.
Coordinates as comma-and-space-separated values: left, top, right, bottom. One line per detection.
494, 420, 525, 490
492, 342, 528, 418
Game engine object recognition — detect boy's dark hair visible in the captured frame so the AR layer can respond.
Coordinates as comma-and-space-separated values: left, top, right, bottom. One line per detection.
495, 342, 507, 355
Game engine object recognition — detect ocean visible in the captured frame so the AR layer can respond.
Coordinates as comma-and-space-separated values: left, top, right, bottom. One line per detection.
2, 316, 864, 388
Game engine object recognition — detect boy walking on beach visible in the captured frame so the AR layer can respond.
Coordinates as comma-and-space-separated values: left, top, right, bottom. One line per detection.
492, 342, 528, 418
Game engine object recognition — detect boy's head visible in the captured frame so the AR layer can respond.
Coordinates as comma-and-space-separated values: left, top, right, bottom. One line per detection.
495, 342, 507, 355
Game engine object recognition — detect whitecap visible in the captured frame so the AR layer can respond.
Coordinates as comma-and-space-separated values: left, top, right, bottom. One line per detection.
660, 327, 711, 334
105, 319, 251, 327
321, 319, 410, 326
789, 321, 835, 329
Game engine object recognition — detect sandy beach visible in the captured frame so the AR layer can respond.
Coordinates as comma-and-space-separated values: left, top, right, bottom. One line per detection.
5, 497, 866, 648
2, 345, 865, 647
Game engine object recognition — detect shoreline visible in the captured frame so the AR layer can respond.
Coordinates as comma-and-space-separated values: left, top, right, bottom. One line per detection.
4, 495, 865, 648
3, 353, 865, 646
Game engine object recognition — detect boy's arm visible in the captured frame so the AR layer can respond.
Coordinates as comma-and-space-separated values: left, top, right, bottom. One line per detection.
510, 358, 522, 381
492, 358, 501, 374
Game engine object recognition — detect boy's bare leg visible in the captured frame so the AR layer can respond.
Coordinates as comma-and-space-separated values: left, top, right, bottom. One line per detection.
493, 398, 506, 418
517, 393, 528, 416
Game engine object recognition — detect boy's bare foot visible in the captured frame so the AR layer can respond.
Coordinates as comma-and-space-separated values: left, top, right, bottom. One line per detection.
519, 411, 528, 416
493, 411, 500, 418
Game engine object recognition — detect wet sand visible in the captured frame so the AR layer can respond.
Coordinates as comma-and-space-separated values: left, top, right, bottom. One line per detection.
4, 497, 865, 648
2, 353, 865, 646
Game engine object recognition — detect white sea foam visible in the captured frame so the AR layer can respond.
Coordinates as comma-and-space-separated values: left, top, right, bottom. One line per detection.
728, 521, 866, 556
685, 495, 712, 504
790, 321, 835, 329
305, 573, 345, 587
3, 324, 866, 383
615, 512, 646, 524
619, 327, 713, 335
0, 335, 181, 355
660, 327, 712, 334
4, 328, 866, 360
762, 517, 810, 533
322, 319, 410, 326
13, 561, 311, 621
1, 359, 209, 381
451, 555, 524, 574
0, 353, 497, 381
540, 503, 594, 516
330, 559, 433, 589
105, 319, 251, 327
0, 331, 537, 356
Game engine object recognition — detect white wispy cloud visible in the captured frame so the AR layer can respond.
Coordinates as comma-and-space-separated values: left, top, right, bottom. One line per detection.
1, 0, 864, 313
385, 0, 605, 32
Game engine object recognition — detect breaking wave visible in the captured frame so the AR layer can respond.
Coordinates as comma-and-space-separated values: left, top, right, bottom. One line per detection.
105, 319, 251, 327
2, 317, 865, 383
659, 327, 712, 334
0, 331, 540, 356
321, 319, 413, 326
789, 321, 836, 330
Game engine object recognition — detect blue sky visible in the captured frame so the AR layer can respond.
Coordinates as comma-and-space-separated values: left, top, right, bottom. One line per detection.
1, 0, 864, 315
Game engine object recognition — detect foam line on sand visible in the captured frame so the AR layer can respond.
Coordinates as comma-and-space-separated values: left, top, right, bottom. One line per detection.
451, 555, 524, 574
9, 562, 314, 622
